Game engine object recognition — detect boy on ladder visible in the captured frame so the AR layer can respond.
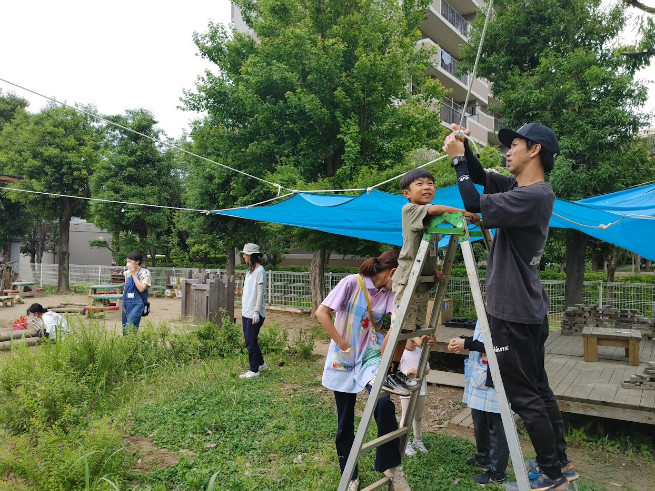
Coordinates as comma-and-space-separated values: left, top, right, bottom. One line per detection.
381, 168, 480, 395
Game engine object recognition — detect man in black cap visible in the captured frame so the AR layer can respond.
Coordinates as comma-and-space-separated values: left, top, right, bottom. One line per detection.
443, 123, 575, 491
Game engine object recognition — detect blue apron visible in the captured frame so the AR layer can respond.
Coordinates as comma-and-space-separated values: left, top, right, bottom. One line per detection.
122, 272, 148, 332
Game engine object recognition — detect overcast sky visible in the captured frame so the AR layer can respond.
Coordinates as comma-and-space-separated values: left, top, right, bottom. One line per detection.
0, 0, 232, 138
0, 0, 654, 140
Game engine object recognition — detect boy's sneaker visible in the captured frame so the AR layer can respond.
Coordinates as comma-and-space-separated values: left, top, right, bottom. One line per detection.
383, 465, 411, 491
347, 478, 359, 491
466, 456, 491, 470
258, 362, 268, 372
382, 374, 410, 396
504, 474, 569, 491
404, 442, 417, 456
392, 371, 420, 391
239, 370, 259, 379
526, 460, 579, 482
471, 470, 506, 485
411, 440, 428, 453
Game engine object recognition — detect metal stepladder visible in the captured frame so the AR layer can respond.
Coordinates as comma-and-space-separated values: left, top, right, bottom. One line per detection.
337, 212, 532, 491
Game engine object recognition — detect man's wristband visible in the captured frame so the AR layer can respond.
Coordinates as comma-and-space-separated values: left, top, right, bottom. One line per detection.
451, 156, 467, 168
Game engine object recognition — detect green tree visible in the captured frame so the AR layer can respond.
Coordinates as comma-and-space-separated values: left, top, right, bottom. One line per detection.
0, 105, 100, 291
0, 91, 30, 258
461, 0, 655, 306
185, 0, 446, 311
90, 109, 182, 266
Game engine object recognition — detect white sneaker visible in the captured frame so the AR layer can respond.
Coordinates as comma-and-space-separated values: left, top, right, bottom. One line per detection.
239, 370, 260, 379
383, 465, 411, 491
347, 478, 359, 491
412, 440, 427, 453
258, 362, 268, 371
404, 442, 417, 456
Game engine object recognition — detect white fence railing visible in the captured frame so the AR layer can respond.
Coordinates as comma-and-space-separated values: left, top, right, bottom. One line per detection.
23, 264, 655, 325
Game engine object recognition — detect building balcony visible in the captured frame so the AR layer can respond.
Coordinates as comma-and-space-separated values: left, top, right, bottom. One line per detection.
440, 0, 469, 37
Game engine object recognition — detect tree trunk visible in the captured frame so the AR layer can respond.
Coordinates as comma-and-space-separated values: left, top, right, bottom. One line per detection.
225, 245, 235, 275
56, 200, 72, 293
310, 247, 329, 319
564, 230, 586, 307
590, 251, 602, 272
606, 247, 619, 305
633, 254, 641, 273
150, 244, 157, 267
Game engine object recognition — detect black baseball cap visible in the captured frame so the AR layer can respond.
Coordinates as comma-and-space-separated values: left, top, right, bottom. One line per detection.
498, 123, 560, 157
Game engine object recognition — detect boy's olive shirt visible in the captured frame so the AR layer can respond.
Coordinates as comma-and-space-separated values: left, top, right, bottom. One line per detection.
392, 202, 438, 293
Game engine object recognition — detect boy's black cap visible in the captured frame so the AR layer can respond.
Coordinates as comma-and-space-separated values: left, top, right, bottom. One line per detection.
498, 123, 560, 157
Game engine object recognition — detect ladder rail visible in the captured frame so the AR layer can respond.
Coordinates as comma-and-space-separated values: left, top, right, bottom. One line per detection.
460, 226, 531, 491
337, 215, 531, 491
336, 233, 437, 491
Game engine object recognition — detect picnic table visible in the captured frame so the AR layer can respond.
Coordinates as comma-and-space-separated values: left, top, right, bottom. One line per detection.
88, 294, 123, 309
88, 284, 124, 295
11, 281, 36, 296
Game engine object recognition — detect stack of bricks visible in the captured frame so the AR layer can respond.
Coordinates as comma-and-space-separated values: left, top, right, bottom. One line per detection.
561, 304, 654, 339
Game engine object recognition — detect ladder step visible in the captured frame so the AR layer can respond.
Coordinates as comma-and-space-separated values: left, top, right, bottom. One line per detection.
397, 328, 434, 341
360, 427, 410, 455
361, 476, 392, 491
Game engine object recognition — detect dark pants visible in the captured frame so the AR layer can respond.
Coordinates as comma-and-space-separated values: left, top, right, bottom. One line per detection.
242, 316, 265, 372
488, 315, 567, 480
334, 389, 401, 480
471, 409, 509, 478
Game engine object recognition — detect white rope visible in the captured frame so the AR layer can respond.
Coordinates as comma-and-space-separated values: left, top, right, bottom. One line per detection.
365, 154, 449, 193
0, 186, 294, 214
0, 77, 293, 193
459, 0, 495, 128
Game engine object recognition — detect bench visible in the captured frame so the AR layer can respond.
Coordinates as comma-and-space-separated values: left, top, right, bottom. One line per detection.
89, 294, 123, 307
85, 305, 120, 319
582, 326, 642, 366
0, 296, 14, 307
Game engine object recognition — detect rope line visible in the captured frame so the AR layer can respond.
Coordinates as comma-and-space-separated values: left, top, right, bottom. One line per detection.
0, 186, 294, 214
459, 0, 495, 128
0, 77, 292, 193
366, 154, 449, 192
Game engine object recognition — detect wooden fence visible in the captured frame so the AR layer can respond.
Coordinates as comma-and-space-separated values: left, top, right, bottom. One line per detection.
180, 271, 235, 325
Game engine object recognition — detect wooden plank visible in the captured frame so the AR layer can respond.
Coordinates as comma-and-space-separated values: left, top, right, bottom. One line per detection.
425, 370, 465, 388
587, 365, 618, 403
613, 366, 646, 409
545, 354, 571, 386
449, 407, 471, 427
640, 383, 655, 410
557, 399, 655, 425
551, 356, 581, 394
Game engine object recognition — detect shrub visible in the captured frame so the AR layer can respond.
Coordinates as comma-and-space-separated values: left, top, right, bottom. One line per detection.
258, 323, 289, 354
287, 328, 316, 360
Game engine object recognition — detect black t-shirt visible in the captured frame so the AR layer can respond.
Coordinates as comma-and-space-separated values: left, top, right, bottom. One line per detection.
480, 173, 554, 324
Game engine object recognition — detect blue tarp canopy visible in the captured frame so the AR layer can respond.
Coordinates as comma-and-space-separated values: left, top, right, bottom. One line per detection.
215, 183, 655, 260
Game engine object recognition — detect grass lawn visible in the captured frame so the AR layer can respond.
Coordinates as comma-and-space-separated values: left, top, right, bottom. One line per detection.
1, 319, 654, 490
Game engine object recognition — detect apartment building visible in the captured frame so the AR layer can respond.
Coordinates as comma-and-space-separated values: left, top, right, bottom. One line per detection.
231, 0, 498, 147
420, 0, 498, 147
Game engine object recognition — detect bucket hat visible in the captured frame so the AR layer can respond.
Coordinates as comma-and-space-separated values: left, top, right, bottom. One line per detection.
241, 243, 261, 255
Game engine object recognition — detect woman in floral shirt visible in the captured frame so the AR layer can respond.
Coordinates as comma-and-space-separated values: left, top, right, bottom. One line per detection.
316, 249, 410, 491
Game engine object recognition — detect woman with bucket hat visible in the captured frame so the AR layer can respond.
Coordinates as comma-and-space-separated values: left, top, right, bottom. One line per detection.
239, 243, 267, 379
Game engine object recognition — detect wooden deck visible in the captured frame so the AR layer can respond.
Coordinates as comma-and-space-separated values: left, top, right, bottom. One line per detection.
433, 326, 655, 426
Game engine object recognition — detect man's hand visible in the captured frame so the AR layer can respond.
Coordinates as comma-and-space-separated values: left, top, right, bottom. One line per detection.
252, 312, 261, 324
442, 125, 468, 159
448, 337, 465, 353
463, 211, 481, 224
